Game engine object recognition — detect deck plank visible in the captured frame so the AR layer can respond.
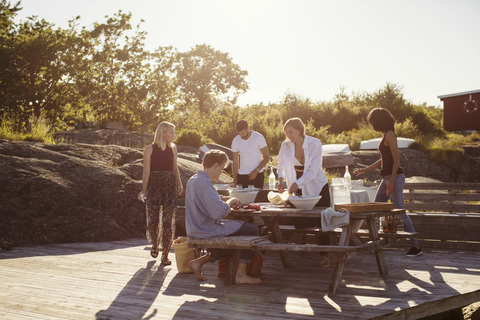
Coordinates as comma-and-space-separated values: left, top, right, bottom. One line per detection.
1, 239, 480, 319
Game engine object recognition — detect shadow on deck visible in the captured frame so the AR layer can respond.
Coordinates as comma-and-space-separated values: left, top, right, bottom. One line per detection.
1, 239, 479, 319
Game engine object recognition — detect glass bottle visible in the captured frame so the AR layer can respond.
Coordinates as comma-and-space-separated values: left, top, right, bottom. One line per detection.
344, 165, 351, 188
269, 167, 276, 190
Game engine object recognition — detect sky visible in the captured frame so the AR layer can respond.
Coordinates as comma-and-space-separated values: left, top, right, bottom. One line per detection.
14, 0, 480, 108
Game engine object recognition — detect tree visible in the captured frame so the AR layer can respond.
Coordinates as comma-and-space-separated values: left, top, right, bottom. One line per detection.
0, 1, 86, 129
82, 11, 153, 127
174, 44, 249, 114
0, 0, 24, 125
138, 46, 177, 130
366, 83, 441, 135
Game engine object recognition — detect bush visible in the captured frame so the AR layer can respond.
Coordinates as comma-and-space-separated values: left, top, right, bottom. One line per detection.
0, 113, 55, 144
0, 115, 17, 140
395, 117, 422, 139
23, 114, 56, 143
176, 129, 203, 148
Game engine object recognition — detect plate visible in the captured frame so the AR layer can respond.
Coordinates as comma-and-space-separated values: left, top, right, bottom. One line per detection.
229, 188, 261, 192
232, 208, 256, 213
260, 203, 284, 209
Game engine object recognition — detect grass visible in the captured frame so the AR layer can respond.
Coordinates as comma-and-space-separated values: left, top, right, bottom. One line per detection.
410, 132, 480, 173
0, 113, 56, 144
0, 239, 14, 251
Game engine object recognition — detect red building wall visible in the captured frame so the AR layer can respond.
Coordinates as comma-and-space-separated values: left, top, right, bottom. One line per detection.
440, 91, 480, 131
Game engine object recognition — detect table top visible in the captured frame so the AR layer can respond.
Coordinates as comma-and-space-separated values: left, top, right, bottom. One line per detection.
230, 203, 404, 220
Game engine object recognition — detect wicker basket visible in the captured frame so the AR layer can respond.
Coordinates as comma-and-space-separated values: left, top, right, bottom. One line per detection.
172, 237, 197, 274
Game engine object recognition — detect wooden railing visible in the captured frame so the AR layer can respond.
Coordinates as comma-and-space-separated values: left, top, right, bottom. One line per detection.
404, 182, 480, 213
403, 182, 480, 250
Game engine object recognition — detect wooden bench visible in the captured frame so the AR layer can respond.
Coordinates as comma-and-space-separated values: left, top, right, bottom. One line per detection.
188, 235, 370, 290
187, 229, 416, 295
279, 225, 418, 245
403, 182, 480, 250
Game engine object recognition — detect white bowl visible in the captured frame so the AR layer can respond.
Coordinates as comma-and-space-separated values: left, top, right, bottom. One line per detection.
213, 184, 230, 191
288, 195, 322, 210
229, 189, 259, 205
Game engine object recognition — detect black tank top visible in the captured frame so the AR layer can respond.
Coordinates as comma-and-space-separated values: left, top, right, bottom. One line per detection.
379, 133, 404, 176
150, 144, 174, 172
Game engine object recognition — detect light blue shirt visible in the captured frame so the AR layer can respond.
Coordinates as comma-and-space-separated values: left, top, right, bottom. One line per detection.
185, 171, 243, 239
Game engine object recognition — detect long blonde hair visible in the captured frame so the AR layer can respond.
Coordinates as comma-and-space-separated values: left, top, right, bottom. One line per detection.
154, 121, 175, 150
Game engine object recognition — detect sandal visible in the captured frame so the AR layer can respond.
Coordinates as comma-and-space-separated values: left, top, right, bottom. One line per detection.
150, 247, 159, 258
161, 255, 171, 265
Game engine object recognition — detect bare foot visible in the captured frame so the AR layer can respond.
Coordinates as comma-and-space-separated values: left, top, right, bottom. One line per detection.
235, 274, 262, 285
188, 259, 208, 281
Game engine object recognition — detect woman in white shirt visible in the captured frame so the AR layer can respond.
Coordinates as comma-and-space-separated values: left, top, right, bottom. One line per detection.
277, 117, 330, 228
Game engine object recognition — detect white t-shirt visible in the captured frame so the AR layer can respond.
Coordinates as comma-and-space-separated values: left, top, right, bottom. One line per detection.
231, 131, 267, 174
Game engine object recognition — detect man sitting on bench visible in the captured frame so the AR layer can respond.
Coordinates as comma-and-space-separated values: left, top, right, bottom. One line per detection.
185, 149, 261, 284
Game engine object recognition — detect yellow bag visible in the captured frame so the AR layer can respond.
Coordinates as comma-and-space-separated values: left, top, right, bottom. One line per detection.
172, 237, 197, 274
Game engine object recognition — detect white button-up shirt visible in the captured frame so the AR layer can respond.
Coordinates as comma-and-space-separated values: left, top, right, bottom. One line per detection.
277, 135, 328, 196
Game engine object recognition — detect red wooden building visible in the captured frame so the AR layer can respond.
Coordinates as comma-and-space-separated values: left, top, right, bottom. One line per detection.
438, 89, 480, 131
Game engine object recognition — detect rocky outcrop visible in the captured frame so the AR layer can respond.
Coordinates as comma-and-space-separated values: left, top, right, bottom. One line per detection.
351, 149, 458, 182
0, 139, 231, 247
54, 128, 153, 148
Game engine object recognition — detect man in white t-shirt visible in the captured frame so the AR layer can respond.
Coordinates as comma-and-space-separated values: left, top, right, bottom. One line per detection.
231, 120, 270, 189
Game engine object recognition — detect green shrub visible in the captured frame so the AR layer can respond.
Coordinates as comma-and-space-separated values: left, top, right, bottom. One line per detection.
176, 129, 203, 148
395, 117, 422, 139
0, 115, 17, 140
0, 238, 14, 251
23, 113, 56, 143
0, 113, 56, 144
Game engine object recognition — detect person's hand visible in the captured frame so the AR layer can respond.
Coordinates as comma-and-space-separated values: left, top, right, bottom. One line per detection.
353, 168, 365, 176
288, 182, 299, 195
386, 182, 395, 196
227, 197, 241, 209
277, 178, 285, 192
230, 181, 237, 188
177, 185, 184, 196
137, 191, 146, 202
248, 169, 258, 180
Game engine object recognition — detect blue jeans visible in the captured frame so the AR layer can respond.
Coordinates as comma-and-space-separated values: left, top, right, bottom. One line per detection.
375, 174, 419, 247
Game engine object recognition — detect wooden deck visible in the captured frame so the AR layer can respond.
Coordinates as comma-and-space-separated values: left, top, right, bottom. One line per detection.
1, 239, 479, 320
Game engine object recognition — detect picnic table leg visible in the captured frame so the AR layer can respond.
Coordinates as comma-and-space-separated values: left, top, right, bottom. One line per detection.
225, 250, 241, 285
328, 224, 352, 296
265, 218, 293, 268
366, 218, 388, 275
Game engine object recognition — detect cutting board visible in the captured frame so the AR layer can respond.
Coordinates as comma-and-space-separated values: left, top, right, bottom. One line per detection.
260, 207, 303, 213
334, 202, 394, 213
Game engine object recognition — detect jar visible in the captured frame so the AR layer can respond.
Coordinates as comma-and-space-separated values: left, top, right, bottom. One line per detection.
330, 177, 351, 206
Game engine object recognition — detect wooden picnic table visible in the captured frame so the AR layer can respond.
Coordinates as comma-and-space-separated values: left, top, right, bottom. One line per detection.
230, 204, 409, 295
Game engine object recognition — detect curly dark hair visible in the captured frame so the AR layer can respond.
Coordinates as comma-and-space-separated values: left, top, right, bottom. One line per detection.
367, 108, 395, 133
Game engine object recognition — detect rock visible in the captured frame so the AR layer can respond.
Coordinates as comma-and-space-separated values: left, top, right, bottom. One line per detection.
351, 149, 458, 182
54, 128, 153, 148
0, 139, 231, 247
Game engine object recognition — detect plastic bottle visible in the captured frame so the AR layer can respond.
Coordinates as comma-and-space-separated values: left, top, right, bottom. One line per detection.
269, 167, 276, 190
344, 165, 351, 188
